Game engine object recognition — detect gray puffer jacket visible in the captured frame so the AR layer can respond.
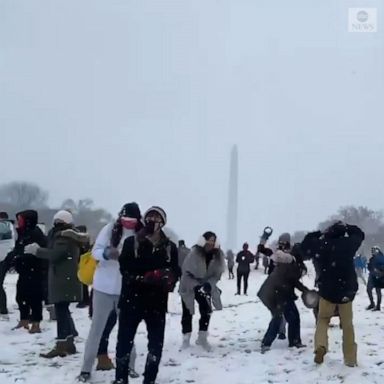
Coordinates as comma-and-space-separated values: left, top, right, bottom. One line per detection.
179, 245, 225, 314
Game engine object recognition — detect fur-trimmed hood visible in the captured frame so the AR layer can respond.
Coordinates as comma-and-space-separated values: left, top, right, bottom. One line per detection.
60, 229, 90, 244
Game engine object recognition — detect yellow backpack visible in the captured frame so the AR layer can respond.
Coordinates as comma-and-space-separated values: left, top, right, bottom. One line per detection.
78, 251, 98, 286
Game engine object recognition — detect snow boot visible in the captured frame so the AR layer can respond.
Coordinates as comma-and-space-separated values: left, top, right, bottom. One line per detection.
29, 322, 41, 334
77, 372, 91, 382
181, 332, 191, 349
66, 336, 77, 355
129, 369, 140, 379
366, 304, 375, 310
289, 342, 306, 349
96, 354, 114, 371
373, 306, 381, 311
314, 346, 326, 364
278, 333, 286, 340
196, 331, 212, 352
260, 344, 270, 354
13, 320, 29, 330
40, 340, 68, 358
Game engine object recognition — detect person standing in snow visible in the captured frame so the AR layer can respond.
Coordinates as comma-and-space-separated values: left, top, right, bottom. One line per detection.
11, 210, 47, 333
114, 206, 179, 384
301, 222, 364, 367
179, 232, 225, 351
178, 239, 190, 269
235, 243, 254, 295
78, 203, 142, 382
26, 210, 89, 358
354, 254, 367, 286
226, 249, 235, 279
257, 235, 308, 353
366, 246, 384, 311
0, 212, 16, 319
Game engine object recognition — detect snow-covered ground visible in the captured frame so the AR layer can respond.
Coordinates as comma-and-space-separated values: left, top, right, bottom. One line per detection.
1, 268, 384, 384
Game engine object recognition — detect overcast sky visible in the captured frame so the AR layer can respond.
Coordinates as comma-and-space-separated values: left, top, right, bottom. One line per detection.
1, 0, 383, 249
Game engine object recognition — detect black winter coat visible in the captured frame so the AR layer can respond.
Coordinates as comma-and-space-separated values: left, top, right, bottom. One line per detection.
119, 231, 179, 314
301, 225, 364, 304
236, 250, 254, 273
13, 210, 47, 280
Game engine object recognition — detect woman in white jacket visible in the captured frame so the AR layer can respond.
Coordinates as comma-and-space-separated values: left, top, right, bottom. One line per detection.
78, 203, 142, 382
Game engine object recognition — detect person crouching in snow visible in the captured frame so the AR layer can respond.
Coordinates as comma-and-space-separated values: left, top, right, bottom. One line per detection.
25, 210, 90, 358
257, 234, 308, 353
78, 203, 142, 383
114, 206, 179, 384
179, 231, 225, 351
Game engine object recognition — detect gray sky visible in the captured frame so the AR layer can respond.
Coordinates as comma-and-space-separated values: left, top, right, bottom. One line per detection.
1, 0, 383, 249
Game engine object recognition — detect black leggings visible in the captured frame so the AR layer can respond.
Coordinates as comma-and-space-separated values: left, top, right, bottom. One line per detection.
181, 289, 212, 334
237, 270, 250, 294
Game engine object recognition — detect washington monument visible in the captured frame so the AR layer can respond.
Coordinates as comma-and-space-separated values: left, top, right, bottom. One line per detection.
226, 145, 238, 251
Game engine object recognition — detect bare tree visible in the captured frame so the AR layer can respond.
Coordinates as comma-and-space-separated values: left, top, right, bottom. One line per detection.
0, 181, 48, 209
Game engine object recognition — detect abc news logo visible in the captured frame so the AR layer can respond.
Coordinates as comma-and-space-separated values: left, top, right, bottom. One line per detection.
348, 8, 378, 33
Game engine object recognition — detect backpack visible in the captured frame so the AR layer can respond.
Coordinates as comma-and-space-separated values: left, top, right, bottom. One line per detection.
78, 251, 98, 286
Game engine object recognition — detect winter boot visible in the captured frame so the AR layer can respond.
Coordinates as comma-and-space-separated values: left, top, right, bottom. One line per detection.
314, 346, 326, 365
65, 336, 77, 355
366, 304, 375, 310
289, 342, 306, 349
96, 354, 114, 371
181, 332, 191, 349
40, 340, 68, 358
13, 320, 29, 330
373, 305, 381, 311
77, 372, 91, 382
29, 322, 42, 334
196, 331, 212, 352
260, 344, 270, 354
278, 333, 286, 340
129, 369, 140, 379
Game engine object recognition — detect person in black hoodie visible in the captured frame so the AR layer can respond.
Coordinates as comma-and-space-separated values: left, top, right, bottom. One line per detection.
235, 243, 254, 295
12, 210, 47, 333
114, 206, 179, 384
301, 221, 364, 367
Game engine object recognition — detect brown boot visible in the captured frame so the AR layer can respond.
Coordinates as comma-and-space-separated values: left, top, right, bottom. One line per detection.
40, 341, 68, 359
65, 336, 77, 355
314, 346, 326, 364
29, 322, 41, 334
13, 320, 29, 330
96, 354, 115, 371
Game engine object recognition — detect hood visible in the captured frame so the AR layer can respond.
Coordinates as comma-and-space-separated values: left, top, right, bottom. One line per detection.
60, 228, 90, 245
16, 210, 38, 230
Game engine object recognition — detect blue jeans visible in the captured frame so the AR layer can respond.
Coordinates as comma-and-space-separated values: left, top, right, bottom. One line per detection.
262, 300, 301, 347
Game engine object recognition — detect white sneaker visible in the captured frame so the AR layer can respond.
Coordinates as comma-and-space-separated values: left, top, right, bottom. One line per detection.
196, 331, 212, 352
181, 332, 191, 349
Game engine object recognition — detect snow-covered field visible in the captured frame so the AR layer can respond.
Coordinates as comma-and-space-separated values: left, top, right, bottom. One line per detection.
1, 268, 384, 384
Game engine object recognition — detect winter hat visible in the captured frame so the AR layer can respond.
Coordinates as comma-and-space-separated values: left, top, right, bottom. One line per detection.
278, 233, 291, 244
119, 202, 141, 220
144, 206, 167, 225
53, 210, 73, 225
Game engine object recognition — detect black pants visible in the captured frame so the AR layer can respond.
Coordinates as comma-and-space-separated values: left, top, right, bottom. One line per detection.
367, 275, 382, 308
228, 266, 234, 279
116, 307, 166, 384
0, 261, 8, 314
237, 270, 250, 294
55, 302, 76, 340
16, 277, 43, 322
262, 300, 301, 347
255, 257, 260, 269
181, 290, 212, 334
98, 309, 117, 355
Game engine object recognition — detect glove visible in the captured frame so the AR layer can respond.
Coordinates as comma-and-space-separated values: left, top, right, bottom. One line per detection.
143, 268, 176, 292
103, 247, 120, 260
197, 282, 211, 295
24, 243, 40, 256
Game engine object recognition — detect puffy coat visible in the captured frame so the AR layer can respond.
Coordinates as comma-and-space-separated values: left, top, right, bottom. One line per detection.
36, 225, 89, 304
